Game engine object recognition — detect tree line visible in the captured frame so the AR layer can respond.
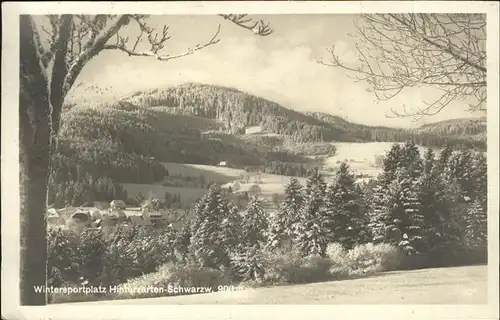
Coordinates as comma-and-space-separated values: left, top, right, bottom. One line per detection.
262, 160, 311, 178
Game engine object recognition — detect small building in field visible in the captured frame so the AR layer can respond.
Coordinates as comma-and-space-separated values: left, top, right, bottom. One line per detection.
218, 161, 228, 167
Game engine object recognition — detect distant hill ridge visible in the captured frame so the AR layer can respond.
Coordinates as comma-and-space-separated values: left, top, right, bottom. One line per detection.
120, 82, 485, 149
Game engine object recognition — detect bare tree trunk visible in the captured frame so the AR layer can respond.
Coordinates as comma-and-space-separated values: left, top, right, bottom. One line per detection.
19, 15, 50, 306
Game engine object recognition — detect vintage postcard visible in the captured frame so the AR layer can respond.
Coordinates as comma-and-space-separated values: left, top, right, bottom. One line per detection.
1, 1, 499, 319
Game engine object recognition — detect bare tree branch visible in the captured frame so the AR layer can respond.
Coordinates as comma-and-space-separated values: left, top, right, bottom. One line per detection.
318, 14, 486, 117
33, 13, 273, 107
102, 22, 221, 62
35, 14, 272, 100
219, 14, 273, 36
61, 15, 132, 98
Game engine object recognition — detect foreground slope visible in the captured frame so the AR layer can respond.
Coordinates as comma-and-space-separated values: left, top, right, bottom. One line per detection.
78, 265, 487, 305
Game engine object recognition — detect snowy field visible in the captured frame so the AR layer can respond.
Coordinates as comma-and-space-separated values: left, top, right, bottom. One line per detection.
75, 265, 487, 305
323, 142, 430, 177
161, 162, 246, 183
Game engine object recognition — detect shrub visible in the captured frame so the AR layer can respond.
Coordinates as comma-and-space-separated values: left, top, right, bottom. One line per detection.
259, 247, 332, 285
326, 243, 347, 262
258, 247, 302, 285
326, 242, 403, 277
300, 255, 333, 282
111, 262, 232, 300
344, 243, 402, 275
371, 243, 403, 271
325, 243, 350, 278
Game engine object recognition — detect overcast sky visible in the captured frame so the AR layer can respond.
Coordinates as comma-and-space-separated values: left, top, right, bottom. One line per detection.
65, 14, 480, 128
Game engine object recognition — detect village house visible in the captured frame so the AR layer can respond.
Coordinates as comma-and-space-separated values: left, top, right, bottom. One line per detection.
110, 200, 126, 211
142, 206, 169, 226
47, 208, 61, 225
65, 208, 93, 233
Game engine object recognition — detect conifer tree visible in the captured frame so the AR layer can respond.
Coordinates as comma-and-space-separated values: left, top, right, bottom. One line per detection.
370, 144, 410, 246
230, 245, 266, 282
398, 170, 425, 255
296, 170, 328, 256
418, 150, 450, 253
241, 197, 268, 248
435, 145, 453, 178
323, 162, 367, 249
422, 148, 435, 175
400, 140, 423, 179
448, 149, 474, 201
189, 184, 238, 268
220, 200, 243, 255
305, 167, 327, 198
369, 174, 407, 246
368, 183, 391, 243
267, 177, 304, 249
440, 176, 468, 248
432, 146, 469, 251
464, 199, 487, 250
381, 143, 403, 184
471, 152, 487, 205
370, 167, 427, 254
295, 194, 329, 257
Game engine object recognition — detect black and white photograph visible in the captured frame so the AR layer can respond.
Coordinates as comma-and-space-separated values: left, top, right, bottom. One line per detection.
2, 1, 499, 319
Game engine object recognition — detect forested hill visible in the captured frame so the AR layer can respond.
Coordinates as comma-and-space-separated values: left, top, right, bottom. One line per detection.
124, 83, 349, 142
123, 83, 485, 149
306, 111, 486, 149
417, 117, 487, 142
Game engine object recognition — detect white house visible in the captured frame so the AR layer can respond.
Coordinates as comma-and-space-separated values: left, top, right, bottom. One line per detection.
110, 200, 126, 210
245, 126, 263, 135
218, 161, 228, 167
47, 208, 59, 218
47, 208, 60, 224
